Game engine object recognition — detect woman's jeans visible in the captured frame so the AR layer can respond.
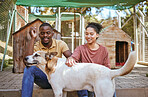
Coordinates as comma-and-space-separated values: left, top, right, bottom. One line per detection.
77, 90, 117, 97
77, 90, 94, 97
21, 66, 52, 97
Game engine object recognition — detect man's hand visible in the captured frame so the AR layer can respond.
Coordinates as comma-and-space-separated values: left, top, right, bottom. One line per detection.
29, 27, 37, 39
25, 27, 37, 56
65, 57, 76, 67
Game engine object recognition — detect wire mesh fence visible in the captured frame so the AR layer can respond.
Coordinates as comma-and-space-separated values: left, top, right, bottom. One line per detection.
0, 0, 15, 61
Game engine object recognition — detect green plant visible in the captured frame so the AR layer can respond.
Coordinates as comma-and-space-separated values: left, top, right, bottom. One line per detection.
0, 59, 13, 69
146, 73, 148, 77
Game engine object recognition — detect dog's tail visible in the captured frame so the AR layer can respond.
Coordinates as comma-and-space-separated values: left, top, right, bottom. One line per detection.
110, 51, 137, 79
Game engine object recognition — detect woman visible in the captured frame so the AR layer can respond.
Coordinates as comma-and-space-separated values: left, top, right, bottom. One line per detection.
66, 22, 116, 97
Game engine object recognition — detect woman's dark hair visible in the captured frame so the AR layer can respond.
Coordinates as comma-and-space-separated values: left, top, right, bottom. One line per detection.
85, 22, 103, 34
39, 23, 53, 30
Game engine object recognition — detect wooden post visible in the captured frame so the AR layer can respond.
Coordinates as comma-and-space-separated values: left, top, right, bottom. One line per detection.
74, 8, 77, 49
133, 6, 138, 61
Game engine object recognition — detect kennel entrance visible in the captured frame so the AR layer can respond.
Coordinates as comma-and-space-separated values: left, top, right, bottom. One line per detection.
116, 41, 128, 66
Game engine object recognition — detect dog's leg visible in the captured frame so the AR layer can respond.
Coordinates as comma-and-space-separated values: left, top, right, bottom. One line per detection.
63, 91, 67, 97
94, 80, 114, 97
52, 89, 63, 97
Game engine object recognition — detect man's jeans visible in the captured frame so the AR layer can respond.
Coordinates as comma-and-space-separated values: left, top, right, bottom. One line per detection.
22, 66, 117, 97
21, 66, 52, 97
77, 90, 117, 97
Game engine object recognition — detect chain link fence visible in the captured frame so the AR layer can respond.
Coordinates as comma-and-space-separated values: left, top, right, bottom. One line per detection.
0, 0, 16, 66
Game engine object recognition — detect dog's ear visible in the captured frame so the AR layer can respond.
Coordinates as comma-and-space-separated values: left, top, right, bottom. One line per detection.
45, 52, 58, 60
49, 52, 57, 59
45, 53, 50, 61
50, 52, 58, 56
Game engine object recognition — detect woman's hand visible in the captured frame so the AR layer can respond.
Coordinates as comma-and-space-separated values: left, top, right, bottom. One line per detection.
29, 27, 37, 39
65, 57, 76, 67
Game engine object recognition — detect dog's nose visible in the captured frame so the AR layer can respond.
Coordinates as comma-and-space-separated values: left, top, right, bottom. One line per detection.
24, 57, 29, 61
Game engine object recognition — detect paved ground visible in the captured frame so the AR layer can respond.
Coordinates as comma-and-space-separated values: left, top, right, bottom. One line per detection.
0, 64, 148, 90
115, 64, 148, 89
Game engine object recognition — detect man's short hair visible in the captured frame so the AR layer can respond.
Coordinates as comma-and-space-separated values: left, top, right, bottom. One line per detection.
39, 23, 53, 30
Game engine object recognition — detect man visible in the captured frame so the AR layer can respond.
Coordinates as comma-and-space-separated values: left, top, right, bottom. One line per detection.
21, 23, 72, 97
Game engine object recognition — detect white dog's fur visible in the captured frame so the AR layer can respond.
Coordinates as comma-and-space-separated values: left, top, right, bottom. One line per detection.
24, 51, 137, 97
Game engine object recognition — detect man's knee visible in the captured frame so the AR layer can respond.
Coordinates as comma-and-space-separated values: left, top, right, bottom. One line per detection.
24, 66, 37, 73
23, 66, 38, 77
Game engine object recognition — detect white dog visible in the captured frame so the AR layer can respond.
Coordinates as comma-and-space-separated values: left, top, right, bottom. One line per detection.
24, 51, 136, 97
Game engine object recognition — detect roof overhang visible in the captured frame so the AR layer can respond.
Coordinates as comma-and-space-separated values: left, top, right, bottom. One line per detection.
15, 0, 145, 10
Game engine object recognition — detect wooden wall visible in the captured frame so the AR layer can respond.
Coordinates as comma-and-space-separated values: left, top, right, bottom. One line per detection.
97, 25, 131, 68
13, 20, 43, 73
145, 37, 148, 62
